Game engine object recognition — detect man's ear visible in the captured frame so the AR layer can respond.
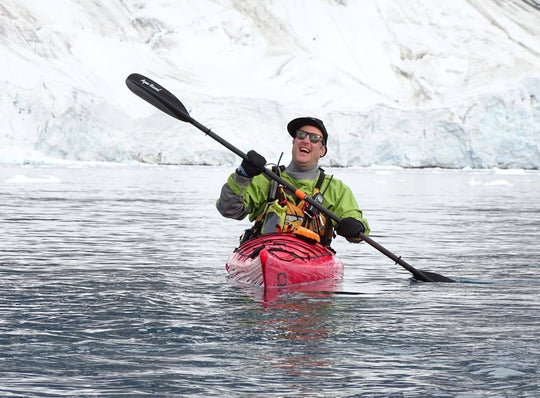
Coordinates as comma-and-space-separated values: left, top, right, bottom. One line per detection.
321, 146, 327, 157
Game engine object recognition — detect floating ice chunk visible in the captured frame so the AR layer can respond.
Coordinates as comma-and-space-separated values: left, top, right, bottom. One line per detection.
7, 175, 61, 184
486, 180, 513, 187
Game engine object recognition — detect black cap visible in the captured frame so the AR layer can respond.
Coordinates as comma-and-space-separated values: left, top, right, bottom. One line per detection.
287, 117, 328, 147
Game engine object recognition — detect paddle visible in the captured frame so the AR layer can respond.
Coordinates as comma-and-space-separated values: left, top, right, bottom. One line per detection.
125, 73, 455, 283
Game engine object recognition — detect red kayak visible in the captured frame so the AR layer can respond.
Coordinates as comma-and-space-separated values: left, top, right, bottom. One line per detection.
225, 233, 344, 288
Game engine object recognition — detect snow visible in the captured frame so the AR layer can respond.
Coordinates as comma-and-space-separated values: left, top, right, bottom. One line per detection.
1, 0, 539, 168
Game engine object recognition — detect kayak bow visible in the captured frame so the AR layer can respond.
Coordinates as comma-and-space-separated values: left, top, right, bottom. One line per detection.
226, 233, 344, 288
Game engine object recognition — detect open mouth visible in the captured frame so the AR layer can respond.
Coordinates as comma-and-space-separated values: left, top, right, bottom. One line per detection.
299, 147, 310, 153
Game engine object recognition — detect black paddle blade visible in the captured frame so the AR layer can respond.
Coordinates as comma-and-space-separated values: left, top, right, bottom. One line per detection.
416, 270, 456, 283
125, 73, 191, 122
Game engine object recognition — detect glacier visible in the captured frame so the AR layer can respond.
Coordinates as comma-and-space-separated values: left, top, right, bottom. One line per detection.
1, 0, 539, 168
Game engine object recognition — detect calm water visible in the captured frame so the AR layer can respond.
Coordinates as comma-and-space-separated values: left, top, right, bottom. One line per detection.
1, 165, 539, 397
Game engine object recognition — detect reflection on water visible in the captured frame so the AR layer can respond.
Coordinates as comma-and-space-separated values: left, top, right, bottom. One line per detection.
0, 165, 539, 396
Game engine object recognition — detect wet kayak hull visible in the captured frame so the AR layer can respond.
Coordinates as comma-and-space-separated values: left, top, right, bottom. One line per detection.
226, 233, 344, 288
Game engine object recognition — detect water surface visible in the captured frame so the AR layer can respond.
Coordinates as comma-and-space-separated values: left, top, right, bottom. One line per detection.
1, 165, 539, 396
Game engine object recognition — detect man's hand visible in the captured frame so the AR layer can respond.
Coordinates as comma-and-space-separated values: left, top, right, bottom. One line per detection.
336, 217, 366, 242
236, 150, 267, 178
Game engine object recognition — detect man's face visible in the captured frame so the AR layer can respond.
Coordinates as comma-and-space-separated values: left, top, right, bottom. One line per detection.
291, 125, 327, 169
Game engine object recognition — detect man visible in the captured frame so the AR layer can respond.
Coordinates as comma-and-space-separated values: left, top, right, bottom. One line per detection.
216, 116, 369, 246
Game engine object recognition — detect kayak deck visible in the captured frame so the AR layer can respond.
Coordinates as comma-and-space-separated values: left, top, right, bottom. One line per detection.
226, 233, 344, 288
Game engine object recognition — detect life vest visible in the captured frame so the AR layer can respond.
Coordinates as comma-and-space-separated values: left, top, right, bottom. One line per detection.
243, 166, 335, 246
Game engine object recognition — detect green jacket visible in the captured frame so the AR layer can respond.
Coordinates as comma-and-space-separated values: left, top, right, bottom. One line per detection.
216, 166, 370, 239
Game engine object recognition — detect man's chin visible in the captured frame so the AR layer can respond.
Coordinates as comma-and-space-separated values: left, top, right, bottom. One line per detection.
293, 159, 315, 170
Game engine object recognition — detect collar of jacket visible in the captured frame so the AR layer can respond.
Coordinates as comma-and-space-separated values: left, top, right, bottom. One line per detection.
285, 161, 319, 180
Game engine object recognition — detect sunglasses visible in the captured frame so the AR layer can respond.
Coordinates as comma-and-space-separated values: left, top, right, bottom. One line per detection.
295, 130, 324, 144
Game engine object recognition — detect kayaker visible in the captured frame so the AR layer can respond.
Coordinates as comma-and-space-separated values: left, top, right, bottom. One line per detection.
216, 117, 369, 247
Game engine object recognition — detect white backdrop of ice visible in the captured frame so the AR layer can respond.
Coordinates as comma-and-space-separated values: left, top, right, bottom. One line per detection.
1, 0, 539, 168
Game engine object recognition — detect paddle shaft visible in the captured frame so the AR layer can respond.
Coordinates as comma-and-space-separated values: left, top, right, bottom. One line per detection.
185, 111, 435, 282
125, 73, 452, 283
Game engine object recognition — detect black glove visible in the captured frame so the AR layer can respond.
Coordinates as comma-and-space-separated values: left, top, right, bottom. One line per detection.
236, 150, 266, 178
336, 217, 366, 241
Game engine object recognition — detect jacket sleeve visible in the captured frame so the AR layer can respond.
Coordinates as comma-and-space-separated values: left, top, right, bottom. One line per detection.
216, 173, 252, 220
216, 172, 271, 221
326, 179, 370, 234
